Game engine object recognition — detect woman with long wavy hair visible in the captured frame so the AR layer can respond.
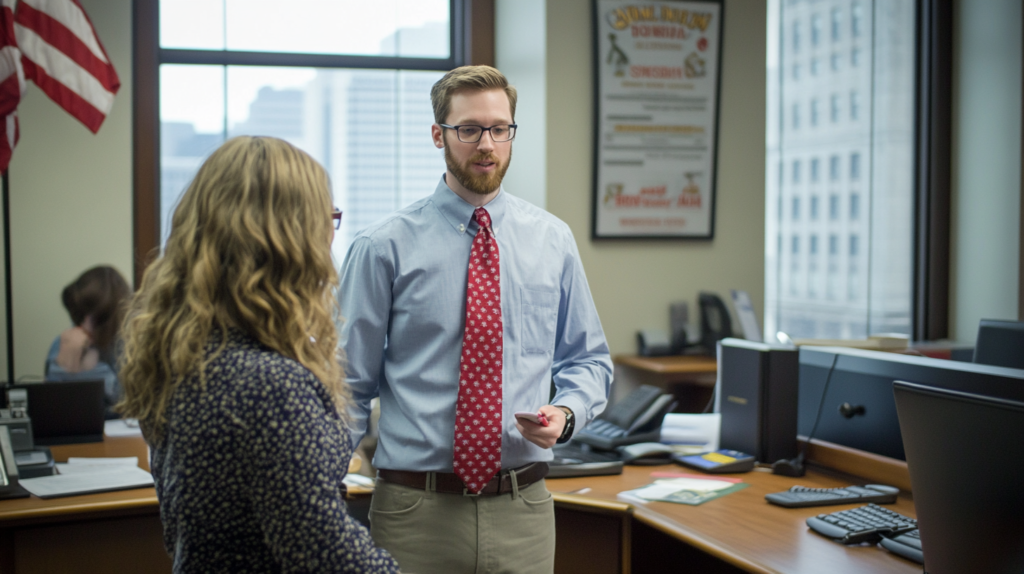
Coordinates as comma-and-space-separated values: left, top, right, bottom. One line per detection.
119, 137, 399, 573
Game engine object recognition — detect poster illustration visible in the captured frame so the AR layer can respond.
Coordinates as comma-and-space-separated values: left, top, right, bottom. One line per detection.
592, 0, 723, 239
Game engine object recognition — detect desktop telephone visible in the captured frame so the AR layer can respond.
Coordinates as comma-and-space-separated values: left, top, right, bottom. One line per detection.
574, 385, 677, 450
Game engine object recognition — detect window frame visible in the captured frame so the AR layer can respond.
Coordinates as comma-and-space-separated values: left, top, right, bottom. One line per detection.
132, 0, 495, 285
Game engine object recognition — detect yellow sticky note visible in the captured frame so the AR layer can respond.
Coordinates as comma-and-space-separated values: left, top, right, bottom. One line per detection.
702, 452, 737, 464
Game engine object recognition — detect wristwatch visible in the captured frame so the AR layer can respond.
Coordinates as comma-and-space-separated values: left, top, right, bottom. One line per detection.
555, 406, 575, 444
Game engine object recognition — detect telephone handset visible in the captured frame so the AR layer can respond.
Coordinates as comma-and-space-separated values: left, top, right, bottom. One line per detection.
0, 425, 22, 499
698, 292, 733, 354
574, 385, 677, 450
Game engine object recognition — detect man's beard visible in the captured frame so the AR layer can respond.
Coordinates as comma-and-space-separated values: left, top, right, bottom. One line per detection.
445, 144, 512, 195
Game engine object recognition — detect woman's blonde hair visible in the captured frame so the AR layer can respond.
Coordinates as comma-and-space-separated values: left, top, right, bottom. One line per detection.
118, 136, 345, 436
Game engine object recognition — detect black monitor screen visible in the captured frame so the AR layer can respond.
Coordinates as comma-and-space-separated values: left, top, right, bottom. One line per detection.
974, 319, 1024, 369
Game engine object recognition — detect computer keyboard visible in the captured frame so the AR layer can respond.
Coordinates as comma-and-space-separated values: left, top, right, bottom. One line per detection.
806, 503, 917, 544
765, 484, 899, 508
879, 528, 923, 564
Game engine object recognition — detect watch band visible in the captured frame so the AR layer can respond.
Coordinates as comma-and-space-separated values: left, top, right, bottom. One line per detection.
555, 406, 574, 444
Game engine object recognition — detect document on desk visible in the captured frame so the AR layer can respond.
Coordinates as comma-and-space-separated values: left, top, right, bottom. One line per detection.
19, 465, 153, 498
618, 476, 749, 506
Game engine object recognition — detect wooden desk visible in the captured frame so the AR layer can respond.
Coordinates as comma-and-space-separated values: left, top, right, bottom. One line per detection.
612, 354, 718, 412
548, 464, 919, 574
0, 436, 169, 574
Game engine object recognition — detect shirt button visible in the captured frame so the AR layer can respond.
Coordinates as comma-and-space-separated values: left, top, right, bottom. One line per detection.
458, 224, 466, 233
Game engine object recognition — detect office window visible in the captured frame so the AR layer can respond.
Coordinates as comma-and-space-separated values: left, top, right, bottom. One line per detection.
852, 2, 863, 37
792, 102, 801, 129
810, 99, 819, 126
793, 20, 801, 52
151, 0, 458, 263
830, 94, 840, 123
811, 13, 822, 46
810, 234, 819, 255
810, 57, 820, 76
830, 52, 841, 72
792, 235, 800, 254
810, 195, 819, 220
792, 196, 801, 220
765, 0, 925, 343
792, 160, 802, 183
793, 63, 801, 80
831, 8, 842, 41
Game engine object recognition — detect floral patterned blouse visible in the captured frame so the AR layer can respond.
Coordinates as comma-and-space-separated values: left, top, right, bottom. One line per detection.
145, 330, 399, 573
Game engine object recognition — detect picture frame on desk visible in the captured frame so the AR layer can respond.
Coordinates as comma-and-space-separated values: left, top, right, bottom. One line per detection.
590, 0, 725, 240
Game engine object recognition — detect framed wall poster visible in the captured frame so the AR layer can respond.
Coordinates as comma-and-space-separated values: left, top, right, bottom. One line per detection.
591, 0, 724, 239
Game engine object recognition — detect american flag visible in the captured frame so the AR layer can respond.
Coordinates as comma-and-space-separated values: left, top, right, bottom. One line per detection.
14, 0, 119, 134
0, 0, 24, 174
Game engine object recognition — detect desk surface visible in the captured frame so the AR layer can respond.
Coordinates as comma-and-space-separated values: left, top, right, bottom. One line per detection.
613, 354, 718, 375
0, 436, 158, 527
548, 465, 920, 574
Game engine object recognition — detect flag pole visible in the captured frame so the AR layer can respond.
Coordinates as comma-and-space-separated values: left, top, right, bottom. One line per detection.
2, 170, 12, 385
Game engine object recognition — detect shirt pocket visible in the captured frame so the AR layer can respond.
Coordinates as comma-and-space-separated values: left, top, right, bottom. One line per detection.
520, 287, 559, 355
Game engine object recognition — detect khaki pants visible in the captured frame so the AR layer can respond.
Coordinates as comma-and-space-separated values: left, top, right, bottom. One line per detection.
370, 475, 555, 574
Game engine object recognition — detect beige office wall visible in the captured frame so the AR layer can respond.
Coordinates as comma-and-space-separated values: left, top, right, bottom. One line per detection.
1, 0, 133, 381
542, 0, 767, 355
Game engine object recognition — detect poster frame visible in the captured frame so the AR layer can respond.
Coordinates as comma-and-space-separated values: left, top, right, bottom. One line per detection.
590, 0, 725, 240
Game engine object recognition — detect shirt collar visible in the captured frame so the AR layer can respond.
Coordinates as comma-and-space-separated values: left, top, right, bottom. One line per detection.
431, 176, 507, 235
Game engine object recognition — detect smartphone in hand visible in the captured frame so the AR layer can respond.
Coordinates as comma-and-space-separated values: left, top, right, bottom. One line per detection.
514, 411, 549, 427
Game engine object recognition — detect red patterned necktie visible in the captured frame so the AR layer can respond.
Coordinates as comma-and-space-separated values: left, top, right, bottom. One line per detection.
453, 207, 503, 494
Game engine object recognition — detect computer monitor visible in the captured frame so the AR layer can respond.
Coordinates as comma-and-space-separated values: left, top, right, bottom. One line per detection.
973, 319, 1024, 369
893, 381, 1024, 573
10, 380, 106, 445
798, 346, 1024, 460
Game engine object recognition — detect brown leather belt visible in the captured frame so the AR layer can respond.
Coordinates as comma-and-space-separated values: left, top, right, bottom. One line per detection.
378, 462, 549, 496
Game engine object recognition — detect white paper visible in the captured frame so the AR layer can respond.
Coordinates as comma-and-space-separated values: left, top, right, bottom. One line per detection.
104, 418, 143, 437
66, 456, 139, 466
18, 466, 154, 499
343, 474, 375, 488
659, 413, 720, 451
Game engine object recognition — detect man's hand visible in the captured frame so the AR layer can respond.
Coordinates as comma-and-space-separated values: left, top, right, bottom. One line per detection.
514, 405, 565, 449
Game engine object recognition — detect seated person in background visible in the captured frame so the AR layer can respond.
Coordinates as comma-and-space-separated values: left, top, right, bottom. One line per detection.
117, 136, 400, 573
46, 265, 131, 416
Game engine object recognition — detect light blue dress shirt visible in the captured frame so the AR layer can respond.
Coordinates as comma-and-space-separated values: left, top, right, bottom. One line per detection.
339, 177, 613, 472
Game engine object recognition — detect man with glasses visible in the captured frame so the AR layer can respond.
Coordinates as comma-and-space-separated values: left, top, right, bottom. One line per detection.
339, 65, 612, 574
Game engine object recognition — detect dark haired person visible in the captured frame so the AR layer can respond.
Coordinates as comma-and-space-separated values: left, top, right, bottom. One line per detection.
46, 265, 131, 415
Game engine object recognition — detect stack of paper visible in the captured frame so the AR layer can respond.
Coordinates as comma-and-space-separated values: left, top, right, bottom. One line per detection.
18, 456, 153, 499
659, 413, 720, 452
618, 473, 748, 506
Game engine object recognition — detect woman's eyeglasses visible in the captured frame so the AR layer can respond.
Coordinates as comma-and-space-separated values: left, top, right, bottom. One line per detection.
332, 208, 343, 230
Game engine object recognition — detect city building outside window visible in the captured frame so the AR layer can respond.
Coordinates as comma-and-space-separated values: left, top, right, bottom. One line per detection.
154, 0, 457, 264
767, 0, 916, 342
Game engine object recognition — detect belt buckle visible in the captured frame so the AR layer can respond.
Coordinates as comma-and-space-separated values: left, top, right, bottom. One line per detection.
463, 487, 481, 497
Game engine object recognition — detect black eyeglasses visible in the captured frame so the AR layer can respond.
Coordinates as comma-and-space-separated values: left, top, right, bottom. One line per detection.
440, 124, 517, 143
332, 208, 343, 230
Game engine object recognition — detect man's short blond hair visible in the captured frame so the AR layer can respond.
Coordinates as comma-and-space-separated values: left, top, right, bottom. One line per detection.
430, 65, 517, 124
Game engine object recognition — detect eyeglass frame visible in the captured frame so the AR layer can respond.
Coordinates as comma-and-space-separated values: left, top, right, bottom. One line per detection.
439, 123, 518, 143
332, 208, 343, 230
